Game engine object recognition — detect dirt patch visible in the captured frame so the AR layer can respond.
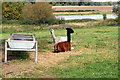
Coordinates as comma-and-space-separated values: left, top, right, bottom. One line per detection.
2, 50, 82, 78
37, 51, 82, 66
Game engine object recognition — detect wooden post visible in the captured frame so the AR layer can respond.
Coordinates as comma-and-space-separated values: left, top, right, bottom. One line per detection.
35, 41, 37, 63
5, 41, 7, 63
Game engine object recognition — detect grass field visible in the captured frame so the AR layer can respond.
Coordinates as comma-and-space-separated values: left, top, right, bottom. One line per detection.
1, 25, 118, 78
54, 12, 114, 16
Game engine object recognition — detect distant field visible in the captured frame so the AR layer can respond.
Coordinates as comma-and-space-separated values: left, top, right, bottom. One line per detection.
53, 12, 92, 14
52, 6, 113, 12
53, 12, 114, 16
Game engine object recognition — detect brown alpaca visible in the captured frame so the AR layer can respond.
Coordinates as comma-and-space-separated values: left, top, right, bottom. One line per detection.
54, 41, 71, 52
54, 28, 74, 52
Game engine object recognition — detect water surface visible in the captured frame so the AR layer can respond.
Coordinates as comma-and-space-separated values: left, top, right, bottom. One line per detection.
56, 14, 117, 20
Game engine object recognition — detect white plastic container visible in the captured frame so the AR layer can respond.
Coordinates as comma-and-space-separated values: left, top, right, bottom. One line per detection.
8, 34, 36, 49
5, 34, 38, 63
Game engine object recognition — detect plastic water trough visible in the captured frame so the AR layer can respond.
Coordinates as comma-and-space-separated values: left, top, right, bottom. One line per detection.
5, 34, 38, 63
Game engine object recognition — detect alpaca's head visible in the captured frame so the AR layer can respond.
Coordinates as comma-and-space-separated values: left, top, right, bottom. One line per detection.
50, 29, 54, 33
66, 28, 74, 33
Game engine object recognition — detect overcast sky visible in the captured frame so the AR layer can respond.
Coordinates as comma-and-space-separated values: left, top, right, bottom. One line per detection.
92, 0, 119, 2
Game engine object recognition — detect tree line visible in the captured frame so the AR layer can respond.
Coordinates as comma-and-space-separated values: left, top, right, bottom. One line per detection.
2, 2, 118, 21
2, 2, 59, 25
50, 2, 117, 6
2, 2, 120, 25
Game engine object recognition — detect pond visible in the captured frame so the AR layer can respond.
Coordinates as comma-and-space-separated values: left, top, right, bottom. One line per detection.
55, 14, 118, 20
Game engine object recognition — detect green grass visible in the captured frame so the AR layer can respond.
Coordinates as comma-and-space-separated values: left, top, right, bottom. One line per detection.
40, 26, 118, 78
2, 19, 118, 34
1, 25, 118, 78
50, 51, 118, 78
55, 12, 114, 16
65, 19, 97, 23
2, 26, 118, 54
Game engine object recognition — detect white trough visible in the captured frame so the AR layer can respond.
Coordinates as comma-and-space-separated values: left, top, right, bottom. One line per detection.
8, 34, 36, 49
5, 34, 38, 63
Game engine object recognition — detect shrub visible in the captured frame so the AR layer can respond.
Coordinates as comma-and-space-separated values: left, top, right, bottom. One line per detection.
2, 16, 20, 24
2, 2, 24, 20
103, 14, 107, 20
45, 18, 59, 25
113, 4, 119, 13
22, 2, 55, 25
2, 16, 7, 23
59, 17, 65, 24
112, 1, 120, 25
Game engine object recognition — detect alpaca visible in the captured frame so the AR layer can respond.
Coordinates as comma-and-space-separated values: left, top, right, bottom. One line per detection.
50, 29, 67, 44
54, 28, 74, 52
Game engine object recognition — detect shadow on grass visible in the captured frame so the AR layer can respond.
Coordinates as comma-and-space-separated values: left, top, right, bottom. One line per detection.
7, 51, 29, 61
2, 51, 30, 62
1, 39, 30, 62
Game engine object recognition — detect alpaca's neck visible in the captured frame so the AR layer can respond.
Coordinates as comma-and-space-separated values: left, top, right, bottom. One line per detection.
67, 31, 71, 42
51, 31, 56, 39
50, 31, 56, 42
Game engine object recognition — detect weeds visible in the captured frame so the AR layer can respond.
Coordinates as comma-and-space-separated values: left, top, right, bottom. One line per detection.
65, 19, 97, 23
2, 19, 118, 33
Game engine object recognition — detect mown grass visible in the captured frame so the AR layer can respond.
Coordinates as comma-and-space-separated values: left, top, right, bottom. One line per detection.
1, 25, 118, 78
50, 50, 118, 78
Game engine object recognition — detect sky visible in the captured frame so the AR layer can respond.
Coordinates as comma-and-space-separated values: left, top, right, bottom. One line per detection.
92, 0, 119, 2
